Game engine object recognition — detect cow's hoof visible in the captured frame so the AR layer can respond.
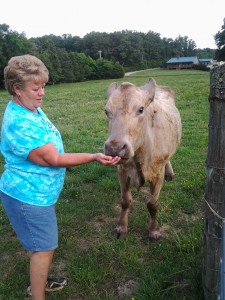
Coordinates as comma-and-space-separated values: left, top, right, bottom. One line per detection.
149, 230, 162, 240
164, 174, 175, 182
115, 226, 127, 239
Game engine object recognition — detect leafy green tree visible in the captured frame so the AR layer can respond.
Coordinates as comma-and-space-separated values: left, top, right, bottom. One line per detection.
142, 31, 164, 68
32, 34, 83, 53
0, 24, 9, 85
69, 52, 83, 81
214, 18, 225, 60
61, 34, 83, 52
107, 31, 125, 63
117, 30, 144, 67
215, 18, 225, 48
31, 35, 60, 52
0, 24, 33, 87
82, 32, 111, 60
38, 49, 62, 84
57, 48, 74, 83
194, 48, 216, 59
172, 35, 196, 57
162, 37, 176, 60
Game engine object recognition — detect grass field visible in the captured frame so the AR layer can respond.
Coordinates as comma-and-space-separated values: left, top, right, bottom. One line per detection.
0, 69, 209, 299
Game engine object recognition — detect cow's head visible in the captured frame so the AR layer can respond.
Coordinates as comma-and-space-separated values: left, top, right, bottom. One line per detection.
104, 78, 156, 162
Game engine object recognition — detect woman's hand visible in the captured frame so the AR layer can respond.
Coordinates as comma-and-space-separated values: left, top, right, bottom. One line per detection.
94, 153, 121, 165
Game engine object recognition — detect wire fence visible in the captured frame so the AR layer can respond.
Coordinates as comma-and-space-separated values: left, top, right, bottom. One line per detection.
218, 220, 225, 300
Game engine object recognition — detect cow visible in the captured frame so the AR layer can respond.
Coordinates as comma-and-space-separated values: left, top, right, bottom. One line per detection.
104, 78, 182, 239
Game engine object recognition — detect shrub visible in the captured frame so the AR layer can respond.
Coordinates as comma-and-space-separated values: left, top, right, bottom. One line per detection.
93, 59, 124, 79
109, 62, 125, 78
69, 52, 96, 82
193, 64, 210, 71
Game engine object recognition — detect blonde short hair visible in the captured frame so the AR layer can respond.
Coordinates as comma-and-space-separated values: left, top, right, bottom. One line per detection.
4, 54, 49, 95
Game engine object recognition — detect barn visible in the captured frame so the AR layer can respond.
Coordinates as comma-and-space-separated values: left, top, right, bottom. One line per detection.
199, 58, 213, 67
166, 56, 199, 69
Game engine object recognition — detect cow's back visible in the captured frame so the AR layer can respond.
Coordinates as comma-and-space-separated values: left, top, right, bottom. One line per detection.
147, 85, 181, 156
134, 84, 181, 182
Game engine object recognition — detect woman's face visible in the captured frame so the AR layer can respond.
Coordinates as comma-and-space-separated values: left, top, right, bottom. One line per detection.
14, 81, 46, 111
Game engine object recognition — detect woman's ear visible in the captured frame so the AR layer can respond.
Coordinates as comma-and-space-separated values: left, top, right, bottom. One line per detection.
12, 84, 20, 95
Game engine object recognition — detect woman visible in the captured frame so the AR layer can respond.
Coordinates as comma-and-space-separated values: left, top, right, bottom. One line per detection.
0, 54, 120, 299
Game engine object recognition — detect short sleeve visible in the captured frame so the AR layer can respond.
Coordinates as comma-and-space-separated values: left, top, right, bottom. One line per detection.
3, 111, 52, 159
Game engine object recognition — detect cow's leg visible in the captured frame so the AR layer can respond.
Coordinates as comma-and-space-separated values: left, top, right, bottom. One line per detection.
116, 167, 132, 239
164, 160, 175, 182
147, 175, 164, 240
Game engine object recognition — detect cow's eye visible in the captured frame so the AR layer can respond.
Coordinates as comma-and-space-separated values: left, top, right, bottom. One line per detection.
138, 107, 144, 114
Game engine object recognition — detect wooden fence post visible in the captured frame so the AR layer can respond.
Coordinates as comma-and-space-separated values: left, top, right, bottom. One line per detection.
203, 63, 225, 299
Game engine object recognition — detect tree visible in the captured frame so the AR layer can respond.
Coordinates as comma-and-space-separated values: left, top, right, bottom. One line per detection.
61, 34, 83, 52
82, 31, 110, 60
195, 48, 216, 59
162, 37, 175, 60
38, 48, 62, 84
172, 35, 196, 57
57, 48, 74, 83
0, 24, 33, 87
214, 18, 225, 61
142, 31, 164, 68
215, 18, 225, 49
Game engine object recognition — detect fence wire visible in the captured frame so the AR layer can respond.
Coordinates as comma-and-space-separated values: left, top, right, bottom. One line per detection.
218, 220, 225, 300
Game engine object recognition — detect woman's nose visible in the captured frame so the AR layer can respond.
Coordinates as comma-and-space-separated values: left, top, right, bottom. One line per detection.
38, 88, 45, 96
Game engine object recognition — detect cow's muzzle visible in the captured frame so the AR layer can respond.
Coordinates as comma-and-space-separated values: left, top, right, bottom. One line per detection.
104, 141, 128, 158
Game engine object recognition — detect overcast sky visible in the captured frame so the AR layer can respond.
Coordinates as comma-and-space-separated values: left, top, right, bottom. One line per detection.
1, 0, 224, 49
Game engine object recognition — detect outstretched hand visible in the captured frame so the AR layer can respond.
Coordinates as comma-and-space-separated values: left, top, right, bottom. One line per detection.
94, 153, 121, 165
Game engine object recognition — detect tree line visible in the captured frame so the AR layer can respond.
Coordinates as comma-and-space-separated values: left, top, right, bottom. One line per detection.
1, 21, 224, 87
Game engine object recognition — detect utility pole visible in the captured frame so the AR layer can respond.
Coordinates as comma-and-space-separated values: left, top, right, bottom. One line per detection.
98, 50, 102, 60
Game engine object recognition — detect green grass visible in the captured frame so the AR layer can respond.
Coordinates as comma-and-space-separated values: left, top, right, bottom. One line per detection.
0, 69, 209, 299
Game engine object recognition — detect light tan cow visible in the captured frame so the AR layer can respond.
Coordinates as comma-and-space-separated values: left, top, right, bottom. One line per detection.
104, 78, 182, 239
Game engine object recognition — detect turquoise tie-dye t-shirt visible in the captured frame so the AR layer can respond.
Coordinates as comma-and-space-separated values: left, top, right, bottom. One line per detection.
0, 100, 66, 206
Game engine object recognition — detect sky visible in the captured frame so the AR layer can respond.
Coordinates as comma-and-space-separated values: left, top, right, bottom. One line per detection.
1, 0, 224, 49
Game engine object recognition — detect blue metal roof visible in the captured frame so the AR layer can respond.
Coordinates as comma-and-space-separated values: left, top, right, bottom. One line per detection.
166, 56, 198, 64
199, 58, 213, 62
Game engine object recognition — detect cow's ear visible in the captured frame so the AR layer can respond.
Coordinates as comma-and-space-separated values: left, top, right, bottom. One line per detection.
107, 82, 118, 97
142, 77, 156, 103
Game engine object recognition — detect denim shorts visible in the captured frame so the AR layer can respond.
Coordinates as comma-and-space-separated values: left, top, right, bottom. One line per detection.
0, 191, 58, 251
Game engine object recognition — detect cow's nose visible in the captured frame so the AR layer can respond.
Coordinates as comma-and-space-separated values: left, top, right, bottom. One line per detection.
104, 142, 127, 157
